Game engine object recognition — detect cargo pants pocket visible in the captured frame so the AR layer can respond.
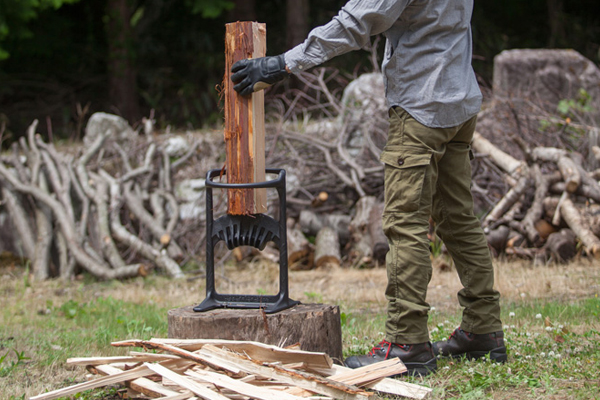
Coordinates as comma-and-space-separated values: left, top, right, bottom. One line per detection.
381, 146, 433, 213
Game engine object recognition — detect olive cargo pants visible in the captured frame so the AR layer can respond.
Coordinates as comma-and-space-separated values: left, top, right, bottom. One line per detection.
382, 107, 502, 344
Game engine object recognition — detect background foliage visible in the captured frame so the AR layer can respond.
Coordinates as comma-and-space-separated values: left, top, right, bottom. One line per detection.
0, 0, 599, 140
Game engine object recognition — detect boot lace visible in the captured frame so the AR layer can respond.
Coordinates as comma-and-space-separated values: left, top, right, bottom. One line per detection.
448, 327, 471, 340
368, 340, 409, 359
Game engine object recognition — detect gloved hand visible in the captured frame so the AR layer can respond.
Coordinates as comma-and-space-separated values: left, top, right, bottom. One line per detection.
231, 54, 289, 97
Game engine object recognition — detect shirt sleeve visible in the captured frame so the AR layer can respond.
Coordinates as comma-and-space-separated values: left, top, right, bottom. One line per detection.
284, 0, 410, 74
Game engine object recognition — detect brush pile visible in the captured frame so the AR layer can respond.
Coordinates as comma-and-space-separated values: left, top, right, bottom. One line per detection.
30, 338, 432, 400
474, 131, 600, 263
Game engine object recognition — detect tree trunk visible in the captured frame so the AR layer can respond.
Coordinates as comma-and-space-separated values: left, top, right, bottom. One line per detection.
286, 0, 310, 49
105, 0, 141, 123
547, 0, 566, 47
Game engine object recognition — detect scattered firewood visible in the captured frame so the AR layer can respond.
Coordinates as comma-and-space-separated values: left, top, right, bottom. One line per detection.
31, 338, 432, 400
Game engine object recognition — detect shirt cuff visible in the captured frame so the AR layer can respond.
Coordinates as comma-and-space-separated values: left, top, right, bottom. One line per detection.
284, 46, 318, 75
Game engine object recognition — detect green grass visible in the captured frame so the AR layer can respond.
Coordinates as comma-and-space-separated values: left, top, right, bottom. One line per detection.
1, 263, 599, 399
340, 296, 600, 399
0, 277, 170, 399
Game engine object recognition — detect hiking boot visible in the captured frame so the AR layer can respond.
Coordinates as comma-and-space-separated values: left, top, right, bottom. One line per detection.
344, 341, 437, 376
433, 328, 507, 363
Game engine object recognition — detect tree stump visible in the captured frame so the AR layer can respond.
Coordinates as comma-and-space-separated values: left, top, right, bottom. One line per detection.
168, 303, 344, 364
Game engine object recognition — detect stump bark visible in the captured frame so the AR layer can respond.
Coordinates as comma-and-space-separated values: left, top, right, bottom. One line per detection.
168, 304, 343, 364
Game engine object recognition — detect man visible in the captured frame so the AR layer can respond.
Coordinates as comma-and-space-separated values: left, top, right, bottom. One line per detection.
231, 0, 506, 376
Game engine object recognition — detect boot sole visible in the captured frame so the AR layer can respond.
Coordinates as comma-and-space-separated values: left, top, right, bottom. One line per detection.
444, 346, 507, 363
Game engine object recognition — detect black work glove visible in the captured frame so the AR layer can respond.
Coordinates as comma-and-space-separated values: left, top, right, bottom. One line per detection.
231, 54, 289, 97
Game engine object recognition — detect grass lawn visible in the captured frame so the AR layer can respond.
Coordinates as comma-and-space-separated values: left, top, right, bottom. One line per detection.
0, 257, 598, 399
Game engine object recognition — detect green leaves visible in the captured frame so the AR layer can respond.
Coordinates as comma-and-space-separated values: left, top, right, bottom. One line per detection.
0, 0, 82, 58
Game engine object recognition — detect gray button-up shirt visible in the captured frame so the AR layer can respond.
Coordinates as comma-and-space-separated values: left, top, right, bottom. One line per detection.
284, 0, 482, 128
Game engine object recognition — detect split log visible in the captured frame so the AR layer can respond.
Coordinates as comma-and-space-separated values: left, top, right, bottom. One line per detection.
197, 345, 372, 400
314, 226, 341, 268
224, 21, 267, 215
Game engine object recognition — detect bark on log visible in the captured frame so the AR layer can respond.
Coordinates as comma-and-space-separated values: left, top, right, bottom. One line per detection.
168, 304, 344, 364
521, 165, 549, 246
224, 21, 267, 215
557, 156, 581, 193
314, 226, 341, 268
298, 210, 351, 244
550, 182, 600, 203
348, 196, 376, 262
486, 225, 510, 255
287, 218, 311, 269
483, 175, 531, 227
369, 201, 388, 264
0, 163, 139, 279
2, 187, 35, 259
543, 229, 577, 263
33, 175, 52, 281
531, 147, 567, 162
559, 197, 600, 257
472, 132, 525, 176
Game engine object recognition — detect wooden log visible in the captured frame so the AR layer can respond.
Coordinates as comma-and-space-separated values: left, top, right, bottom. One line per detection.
559, 197, 600, 257
287, 217, 311, 269
472, 132, 525, 176
314, 226, 341, 268
543, 229, 577, 263
369, 201, 389, 264
224, 21, 267, 215
550, 182, 600, 203
167, 304, 343, 364
531, 146, 567, 162
557, 156, 581, 193
349, 196, 376, 262
486, 225, 510, 255
483, 175, 530, 227
520, 165, 549, 246
299, 210, 351, 244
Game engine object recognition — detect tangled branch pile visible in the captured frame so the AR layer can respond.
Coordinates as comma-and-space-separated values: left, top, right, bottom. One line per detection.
0, 114, 210, 280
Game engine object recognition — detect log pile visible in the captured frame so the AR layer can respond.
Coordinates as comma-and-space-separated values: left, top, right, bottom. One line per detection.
30, 338, 432, 400
474, 133, 600, 263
